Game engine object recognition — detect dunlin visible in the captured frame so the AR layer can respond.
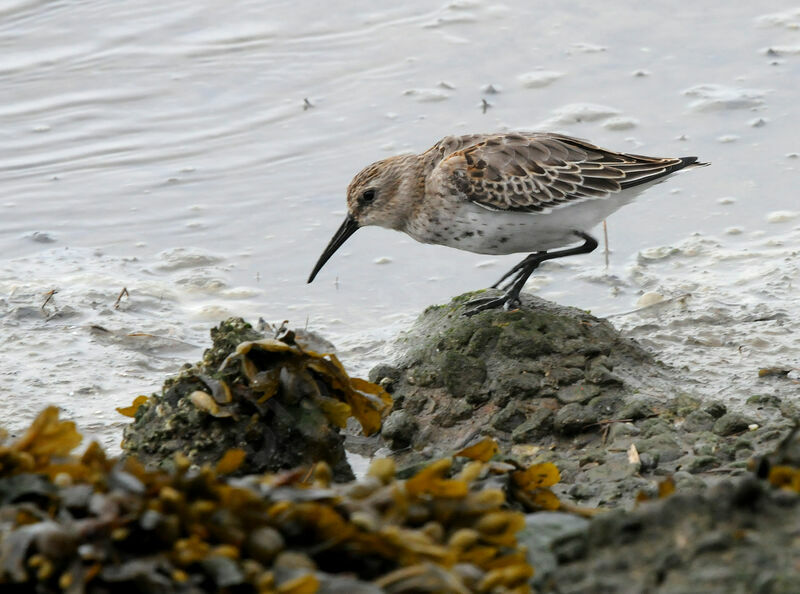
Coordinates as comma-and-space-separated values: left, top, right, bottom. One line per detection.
308, 132, 707, 314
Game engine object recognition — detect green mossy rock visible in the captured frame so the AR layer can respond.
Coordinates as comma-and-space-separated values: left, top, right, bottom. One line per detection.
371, 292, 655, 453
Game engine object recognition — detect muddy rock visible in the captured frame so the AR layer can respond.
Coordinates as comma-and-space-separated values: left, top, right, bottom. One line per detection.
713, 412, 754, 436
369, 290, 653, 439
368, 293, 657, 474
532, 477, 800, 593
366, 292, 799, 508
381, 411, 419, 449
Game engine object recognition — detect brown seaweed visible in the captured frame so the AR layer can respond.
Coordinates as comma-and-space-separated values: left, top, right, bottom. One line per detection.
2, 408, 547, 593
121, 319, 393, 479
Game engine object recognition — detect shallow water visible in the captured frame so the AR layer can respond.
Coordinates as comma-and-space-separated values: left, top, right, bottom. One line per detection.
1, 1, 799, 449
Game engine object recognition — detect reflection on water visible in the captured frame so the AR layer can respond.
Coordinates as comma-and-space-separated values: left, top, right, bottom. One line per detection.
1, 1, 798, 445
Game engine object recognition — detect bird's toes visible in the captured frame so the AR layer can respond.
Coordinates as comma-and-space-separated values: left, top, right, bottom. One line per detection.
463, 296, 507, 316
496, 278, 518, 291
502, 297, 521, 311
465, 296, 495, 306
490, 272, 521, 290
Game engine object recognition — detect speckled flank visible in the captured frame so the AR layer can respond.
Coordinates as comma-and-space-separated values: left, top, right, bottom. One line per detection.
410, 181, 658, 254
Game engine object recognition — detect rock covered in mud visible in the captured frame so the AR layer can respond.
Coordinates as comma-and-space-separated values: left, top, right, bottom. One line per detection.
368, 292, 654, 455
122, 318, 391, 482
532, 477, 800, 593
366, 292, 800, 508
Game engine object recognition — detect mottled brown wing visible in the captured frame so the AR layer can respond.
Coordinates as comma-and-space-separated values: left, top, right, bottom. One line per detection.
422, 133, 497, 170
436, 133, 697, 212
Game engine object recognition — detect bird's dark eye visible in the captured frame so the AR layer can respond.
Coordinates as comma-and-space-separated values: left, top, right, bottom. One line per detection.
361, 189, 376, 203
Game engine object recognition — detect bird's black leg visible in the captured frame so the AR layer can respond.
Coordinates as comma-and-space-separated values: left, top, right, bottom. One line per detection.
465, 232, 598, 316
490, 252, 546, 290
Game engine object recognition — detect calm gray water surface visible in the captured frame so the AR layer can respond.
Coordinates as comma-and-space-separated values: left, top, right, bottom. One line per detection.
1, 1, 798, 447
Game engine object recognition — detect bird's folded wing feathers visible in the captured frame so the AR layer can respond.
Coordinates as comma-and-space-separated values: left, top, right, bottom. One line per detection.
432, 133, 695, 212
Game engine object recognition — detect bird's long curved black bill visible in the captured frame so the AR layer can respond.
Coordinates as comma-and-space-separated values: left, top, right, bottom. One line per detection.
307, 215, 360, 283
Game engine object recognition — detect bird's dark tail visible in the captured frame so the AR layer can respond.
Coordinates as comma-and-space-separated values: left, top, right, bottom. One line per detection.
619, 156, 709, 190
678, 156, 710, 169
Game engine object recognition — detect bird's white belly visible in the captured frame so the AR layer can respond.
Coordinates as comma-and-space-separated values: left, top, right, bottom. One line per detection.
410, 190, 646, 255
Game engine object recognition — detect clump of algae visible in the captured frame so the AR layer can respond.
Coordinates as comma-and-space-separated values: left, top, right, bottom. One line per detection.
0, 410, 562, 593
120, 318, 392, 481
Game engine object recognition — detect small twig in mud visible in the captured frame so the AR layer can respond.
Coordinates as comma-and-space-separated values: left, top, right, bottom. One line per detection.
274, 320, 289, 339
627, 443, 641, 465
301, 466, 315, 483
758, 367, 795, 378
558, 501, 604, 518
41, 289, 58, 311
607, 293, 692, 319
456, 429, 483, 451
125, 332, 200, 348
303, 97, 313, 111
590, 418, 635, 428
587, 418, 634, 444
114, 287, 129, 309
603, 220, 610, 269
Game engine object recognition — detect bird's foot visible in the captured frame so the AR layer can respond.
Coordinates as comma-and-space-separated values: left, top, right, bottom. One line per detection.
492, 277, 518, 292
490, 268, 524, 291
463, 294, 521, 316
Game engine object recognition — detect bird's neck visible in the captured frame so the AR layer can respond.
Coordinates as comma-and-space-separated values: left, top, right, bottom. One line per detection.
382, 154, 426, 231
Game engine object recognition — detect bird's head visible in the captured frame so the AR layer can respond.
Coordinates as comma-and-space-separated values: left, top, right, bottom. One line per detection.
307, 155, 415, 283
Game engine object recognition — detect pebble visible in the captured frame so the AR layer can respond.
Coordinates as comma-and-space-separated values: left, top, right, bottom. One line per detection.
682, 410, 715, 433
553, 403, 597, 434
402, 88, 449, 102
381, 411, 418, 449
511, 409, 554, 443
517, 70, 565, 88
246, 527, 285, 563
765, 210, 799, 223
683, 83, 766, 111
602, 116, 638, 131
636, 292, 664, 308
570, 42, 606, 53
519, 512, 590, 587
712, 412, 753, 436
30, 231, 56, 243
762, 44, 800, 54
546, 103, 620, 125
